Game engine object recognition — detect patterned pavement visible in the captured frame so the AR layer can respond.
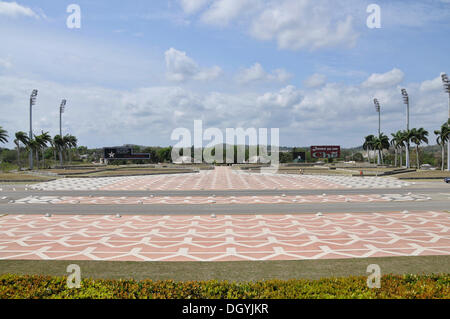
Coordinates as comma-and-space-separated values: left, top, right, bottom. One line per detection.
0, 212, 449, 262
12, 193, 431, 205
30, 167, 410, 191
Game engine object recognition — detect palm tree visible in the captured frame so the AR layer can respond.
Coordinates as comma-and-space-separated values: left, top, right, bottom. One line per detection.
372, 133, 390, 165
399, 130, 414, 168
27, 138, 40, 170
62, 135, 71, 164
0, 126, 8, 144
49, 138, 57, 163
396, 131, 406, 167
390, 133, 397, 167
64, 135, 78, 164
14, 131, 29, 170
34, 135, 43, 168
434, 124, 449, 171
53, 135, 65, 165
35, 131, 52, 168
395, 131, 407, 167
363, 135, 375, 164
410, 128, 429, 169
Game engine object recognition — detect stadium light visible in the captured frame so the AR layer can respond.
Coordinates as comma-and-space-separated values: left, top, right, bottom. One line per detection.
373, 98, 381, 165
442, 73, 450, 171
401, 89, 410, 169
59, 99, 67, 166
29, 89, 38, 170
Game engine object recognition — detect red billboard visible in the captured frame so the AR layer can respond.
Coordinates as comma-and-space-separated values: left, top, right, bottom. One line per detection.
310, 146, 341, 159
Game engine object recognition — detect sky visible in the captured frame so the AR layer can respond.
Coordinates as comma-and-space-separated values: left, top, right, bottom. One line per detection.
0, 0, 450, 148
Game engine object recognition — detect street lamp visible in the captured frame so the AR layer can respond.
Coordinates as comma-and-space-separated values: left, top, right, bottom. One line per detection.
29, 89, 38, 170
59, 99, 67, 166
442, 73, 450, 172
373, 98, 381, 165
401, 89, 410, 169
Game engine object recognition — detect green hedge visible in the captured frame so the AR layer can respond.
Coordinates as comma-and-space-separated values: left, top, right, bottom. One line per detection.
0, 274, 449, 299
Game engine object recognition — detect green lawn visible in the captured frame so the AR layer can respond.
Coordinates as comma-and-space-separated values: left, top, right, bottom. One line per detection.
0, 173, 55, 182
1, 255, 448, 281
396, 170, 450, 179
71, 169, 196, 177
42, 165, 199, 177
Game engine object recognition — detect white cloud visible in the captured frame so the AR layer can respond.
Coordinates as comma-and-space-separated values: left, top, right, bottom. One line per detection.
179, 0, 211, 14
362, 68, 405, 88
0, 1, 38, 18
0, 72, 448, 149
165, 48, 222, 82
236, 63, 292, 84
258, 85, 302, 108
303, 74, 327, 88
420, 75, 444, 92
183, 0, 359, 50
0, 57, 12, 69
250, 0, 358, 50
200, 0, 256, 26
194, 66, 222, 81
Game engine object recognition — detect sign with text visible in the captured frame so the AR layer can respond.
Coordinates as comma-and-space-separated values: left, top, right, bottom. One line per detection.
310, 146, 341, 159
104, 147, 151, 160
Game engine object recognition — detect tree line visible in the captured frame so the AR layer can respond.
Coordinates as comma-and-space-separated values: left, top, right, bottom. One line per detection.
2, 124, 449, 168
0, 127, 77, 169
363, 122, 449, 170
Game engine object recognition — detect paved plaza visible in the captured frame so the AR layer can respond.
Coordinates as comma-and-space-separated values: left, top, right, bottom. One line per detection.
13, 193, 431, 205
0, 212, 448, 262
29, 167, 410, 191
1, 167, 449, 263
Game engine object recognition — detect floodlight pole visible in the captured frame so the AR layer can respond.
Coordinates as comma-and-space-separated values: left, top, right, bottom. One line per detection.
401, 89, 410, 169
59, 99, 67, 167
447, 87, 450, 172
29, 90, 38, 170
59, 110, 62, 137
374, 98, 381, 165
442, 74, 450, 172
29, 96, 32, 170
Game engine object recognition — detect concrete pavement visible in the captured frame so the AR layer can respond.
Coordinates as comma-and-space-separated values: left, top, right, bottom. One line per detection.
0, 167, 449, 263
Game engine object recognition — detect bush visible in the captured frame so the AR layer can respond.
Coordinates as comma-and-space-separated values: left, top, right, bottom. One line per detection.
0, 162, 17, 172
0, 149, 17, 164
0, 274, 448, 299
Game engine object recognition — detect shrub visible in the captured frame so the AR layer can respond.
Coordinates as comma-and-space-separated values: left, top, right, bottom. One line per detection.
0, 274, 448, 299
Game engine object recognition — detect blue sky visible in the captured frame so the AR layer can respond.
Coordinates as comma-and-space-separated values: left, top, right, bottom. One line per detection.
1, 0, 450, 148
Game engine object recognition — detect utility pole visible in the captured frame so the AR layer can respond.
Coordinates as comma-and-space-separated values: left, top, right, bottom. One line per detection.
29, 89, 38, 170
401, 89, 410, 169
59, 99, 67, 166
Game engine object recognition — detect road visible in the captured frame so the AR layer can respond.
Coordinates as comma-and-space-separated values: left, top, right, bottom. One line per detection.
0, 181, 448, 215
